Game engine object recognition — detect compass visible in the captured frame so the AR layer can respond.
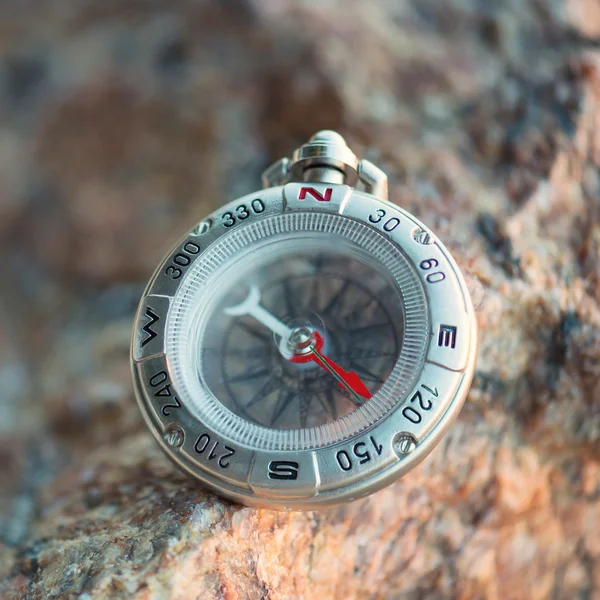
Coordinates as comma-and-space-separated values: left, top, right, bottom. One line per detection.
131, 131, 477, 509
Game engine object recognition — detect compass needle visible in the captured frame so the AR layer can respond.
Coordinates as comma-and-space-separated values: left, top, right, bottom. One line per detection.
235, 320, 270, 342
307, 338, 371, 402
132, 130, 477, 508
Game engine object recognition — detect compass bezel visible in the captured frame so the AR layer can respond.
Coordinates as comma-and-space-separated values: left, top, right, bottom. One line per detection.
131, 182, 477, 509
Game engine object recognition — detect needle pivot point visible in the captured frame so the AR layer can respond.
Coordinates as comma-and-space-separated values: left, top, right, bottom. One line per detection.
288, 326, 315, 353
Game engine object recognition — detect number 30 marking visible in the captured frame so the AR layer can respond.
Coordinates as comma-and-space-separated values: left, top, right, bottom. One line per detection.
369, 208, 400, 232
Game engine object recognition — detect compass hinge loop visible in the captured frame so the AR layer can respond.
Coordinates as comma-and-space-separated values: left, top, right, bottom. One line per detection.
261, 130, 388, 201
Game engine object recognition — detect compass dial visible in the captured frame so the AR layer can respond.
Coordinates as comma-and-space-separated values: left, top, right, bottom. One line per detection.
206, 248, 402, 430
132, 132, 478, 509
165, 212, 430, 452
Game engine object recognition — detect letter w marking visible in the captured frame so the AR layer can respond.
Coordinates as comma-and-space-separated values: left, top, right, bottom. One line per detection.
141, 307, 160, 347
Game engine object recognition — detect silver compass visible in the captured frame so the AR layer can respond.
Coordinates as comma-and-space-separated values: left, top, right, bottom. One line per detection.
131, 131, 477, 509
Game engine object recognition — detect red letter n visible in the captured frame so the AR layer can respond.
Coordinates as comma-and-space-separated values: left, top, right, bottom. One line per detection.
297, 187, 333, 202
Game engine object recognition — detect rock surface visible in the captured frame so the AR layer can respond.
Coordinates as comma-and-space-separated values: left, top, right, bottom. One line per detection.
1, 0, 600, 598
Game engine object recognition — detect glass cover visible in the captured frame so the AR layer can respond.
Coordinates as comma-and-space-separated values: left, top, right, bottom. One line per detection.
166, 212, 429, 451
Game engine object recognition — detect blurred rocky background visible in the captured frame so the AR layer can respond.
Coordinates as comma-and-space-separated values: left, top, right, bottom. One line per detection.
1, 0, 600, 598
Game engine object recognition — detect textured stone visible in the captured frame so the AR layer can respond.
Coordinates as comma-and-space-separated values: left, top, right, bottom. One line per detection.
1, 0, 600, 599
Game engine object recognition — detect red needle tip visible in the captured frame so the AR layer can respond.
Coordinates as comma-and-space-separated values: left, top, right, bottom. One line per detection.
324, 359, 372, 399
290, 332, 372, 399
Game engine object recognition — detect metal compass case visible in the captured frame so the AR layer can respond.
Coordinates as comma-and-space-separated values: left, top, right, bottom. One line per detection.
131, 131, 477, 509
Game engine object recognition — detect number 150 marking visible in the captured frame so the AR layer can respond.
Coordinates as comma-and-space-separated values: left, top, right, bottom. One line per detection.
336, 436, 383, 472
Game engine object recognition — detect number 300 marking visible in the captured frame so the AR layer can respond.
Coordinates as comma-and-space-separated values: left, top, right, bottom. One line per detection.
164, 241, 201, 280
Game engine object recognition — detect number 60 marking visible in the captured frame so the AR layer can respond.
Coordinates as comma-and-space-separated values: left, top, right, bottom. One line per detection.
419, 258, 445, 283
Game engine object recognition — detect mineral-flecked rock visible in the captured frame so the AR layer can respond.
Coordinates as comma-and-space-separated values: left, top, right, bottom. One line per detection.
1, 0, 600, 599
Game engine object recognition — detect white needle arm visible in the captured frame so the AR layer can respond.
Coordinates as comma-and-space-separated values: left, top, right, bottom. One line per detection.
224, 285, 291, 339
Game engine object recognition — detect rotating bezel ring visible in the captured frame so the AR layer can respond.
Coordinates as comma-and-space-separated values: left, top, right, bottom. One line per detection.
131, 182, 477, 509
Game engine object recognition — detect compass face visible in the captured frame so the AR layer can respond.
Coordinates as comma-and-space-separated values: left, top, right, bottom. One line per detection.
132, 183, 477, 509
201, 246, 403, 430
165, 212, 430, 452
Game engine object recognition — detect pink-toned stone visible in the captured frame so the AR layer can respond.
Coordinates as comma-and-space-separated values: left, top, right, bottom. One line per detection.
1, 0, 600, 599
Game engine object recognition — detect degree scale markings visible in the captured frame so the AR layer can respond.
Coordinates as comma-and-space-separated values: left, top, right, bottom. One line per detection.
130, 135, 477, 508
161, 208, 434, 464
339, 192, 472, 373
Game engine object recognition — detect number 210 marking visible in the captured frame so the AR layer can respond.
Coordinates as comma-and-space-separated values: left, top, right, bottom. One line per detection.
195, 433, 235, 469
